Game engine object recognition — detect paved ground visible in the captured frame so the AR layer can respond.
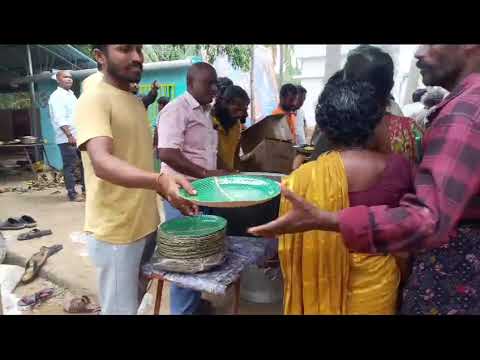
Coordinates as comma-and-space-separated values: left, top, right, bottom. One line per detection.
0, 164, 282, 315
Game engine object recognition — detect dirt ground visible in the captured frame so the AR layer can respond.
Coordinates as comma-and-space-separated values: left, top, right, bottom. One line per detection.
0, 160, 282, 315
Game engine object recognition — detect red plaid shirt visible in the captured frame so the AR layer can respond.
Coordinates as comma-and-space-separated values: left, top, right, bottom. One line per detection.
339, 73, 480, 253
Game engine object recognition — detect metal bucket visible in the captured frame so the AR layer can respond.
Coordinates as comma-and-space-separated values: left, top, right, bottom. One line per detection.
240, 264, 283, 304
209, 172, 284, 237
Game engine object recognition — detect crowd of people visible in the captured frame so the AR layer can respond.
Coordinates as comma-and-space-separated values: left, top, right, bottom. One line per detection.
250, 44, 480, 315
47, 43, 480, 315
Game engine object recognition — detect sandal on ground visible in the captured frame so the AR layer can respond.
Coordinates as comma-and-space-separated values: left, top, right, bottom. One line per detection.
15, 215, 37, 228
20, 245, 63, 284
18, 287, 56, 310
17, 228, 52, 241
0, 218, 25, 230
63, 292, 101, 313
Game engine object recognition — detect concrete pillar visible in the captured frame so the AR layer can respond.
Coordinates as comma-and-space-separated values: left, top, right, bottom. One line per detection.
324, 45, 342, 81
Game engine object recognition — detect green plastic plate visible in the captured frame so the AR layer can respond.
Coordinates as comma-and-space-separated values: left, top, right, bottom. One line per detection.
179, 175, 281, 208
159, 215, 227, 238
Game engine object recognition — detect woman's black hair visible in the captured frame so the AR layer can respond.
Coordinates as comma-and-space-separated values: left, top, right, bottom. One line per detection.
315, 79, 384, 148
343, 45, 394, 108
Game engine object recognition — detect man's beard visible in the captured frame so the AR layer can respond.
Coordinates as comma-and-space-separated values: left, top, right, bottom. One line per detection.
106, 61, 142, 84
215, 105, 238, 132
417, 60, 460, 89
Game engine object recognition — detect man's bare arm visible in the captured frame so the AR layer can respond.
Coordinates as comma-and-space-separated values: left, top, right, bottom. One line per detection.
86, 137, 159, 189
84, 137, 198, 215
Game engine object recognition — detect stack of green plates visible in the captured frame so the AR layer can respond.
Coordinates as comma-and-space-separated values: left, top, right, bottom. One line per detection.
156, 215, 227, 260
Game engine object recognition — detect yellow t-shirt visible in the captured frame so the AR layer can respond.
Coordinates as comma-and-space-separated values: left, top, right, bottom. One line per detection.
212, 116, 241, 170
81, 71, 104, 93
75, 81, 160, 244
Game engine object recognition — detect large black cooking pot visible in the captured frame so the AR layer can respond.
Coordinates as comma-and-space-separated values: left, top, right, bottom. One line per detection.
208, 172, 283, 237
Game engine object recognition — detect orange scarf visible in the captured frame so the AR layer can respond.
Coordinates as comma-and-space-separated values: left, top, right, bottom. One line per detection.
272, 106, 297, 141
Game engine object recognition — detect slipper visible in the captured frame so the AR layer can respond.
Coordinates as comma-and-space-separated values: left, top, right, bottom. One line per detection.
17, 228, 52, 241
0, 218, 26, 230
20, 245, 63, 284
18, 287, 56, 310
63, 292, 101, 313
46, 244, 63, 257
15, 215, 37, 228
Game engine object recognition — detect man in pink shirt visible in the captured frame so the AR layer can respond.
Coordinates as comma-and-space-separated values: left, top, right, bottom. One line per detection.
157, 62, 230, 314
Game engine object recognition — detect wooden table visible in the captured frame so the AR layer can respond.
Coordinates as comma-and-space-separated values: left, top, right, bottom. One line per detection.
0, 143, 49, 177
142, 236, 269, 315
145, 274, 241, 315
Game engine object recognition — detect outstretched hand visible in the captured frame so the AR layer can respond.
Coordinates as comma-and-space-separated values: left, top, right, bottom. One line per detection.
248, 184, 338, 237
158, 174, 199, 216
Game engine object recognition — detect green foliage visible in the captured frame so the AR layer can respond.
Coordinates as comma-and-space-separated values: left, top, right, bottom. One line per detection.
72, 44, 299, 80
263, 45, 300, 85
73, 45, 92, 57
201, 45, 251, 71
73, 44, 252, 71
145, 45, 252, 71
0, 92, 32, 110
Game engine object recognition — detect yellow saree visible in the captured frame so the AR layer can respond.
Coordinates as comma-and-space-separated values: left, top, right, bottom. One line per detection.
279, 151, 400, 315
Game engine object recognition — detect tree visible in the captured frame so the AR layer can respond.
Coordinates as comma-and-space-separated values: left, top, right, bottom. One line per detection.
264, 45, 300, 86
73, 44, 252, 71
74, 45, 93, 57
145, 45, 252, 71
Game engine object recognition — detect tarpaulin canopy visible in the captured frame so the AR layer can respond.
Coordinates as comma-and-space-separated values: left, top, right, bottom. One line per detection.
0, 45, 96, 92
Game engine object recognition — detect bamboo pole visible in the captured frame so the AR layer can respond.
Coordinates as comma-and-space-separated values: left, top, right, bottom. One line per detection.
250, 45, 255, 123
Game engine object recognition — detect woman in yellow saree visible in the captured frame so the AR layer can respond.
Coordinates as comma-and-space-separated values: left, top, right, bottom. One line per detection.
279, 80, 414, 315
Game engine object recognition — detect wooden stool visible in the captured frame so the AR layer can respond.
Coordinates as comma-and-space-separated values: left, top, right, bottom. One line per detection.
147, 274, 242, 315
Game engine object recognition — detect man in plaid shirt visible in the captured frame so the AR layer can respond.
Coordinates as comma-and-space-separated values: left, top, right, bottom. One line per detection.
250, 45, 480, 314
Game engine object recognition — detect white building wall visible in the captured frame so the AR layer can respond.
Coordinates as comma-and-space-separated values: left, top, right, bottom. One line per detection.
294, 44, 421, 132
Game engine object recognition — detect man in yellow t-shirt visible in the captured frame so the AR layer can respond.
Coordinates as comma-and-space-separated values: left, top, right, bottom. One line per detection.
75, 44, 197, 315
211, 84, 250, 170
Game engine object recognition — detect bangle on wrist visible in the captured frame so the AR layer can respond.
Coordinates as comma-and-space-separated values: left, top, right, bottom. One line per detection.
155, 172, 166, 197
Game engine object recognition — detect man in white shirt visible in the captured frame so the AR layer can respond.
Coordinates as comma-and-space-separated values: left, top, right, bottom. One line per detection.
402, 88, 427, 119
295, 85, 307, 145
48, 70, 85, 202
413, 87, 448, 128
292, 85, 308, 169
